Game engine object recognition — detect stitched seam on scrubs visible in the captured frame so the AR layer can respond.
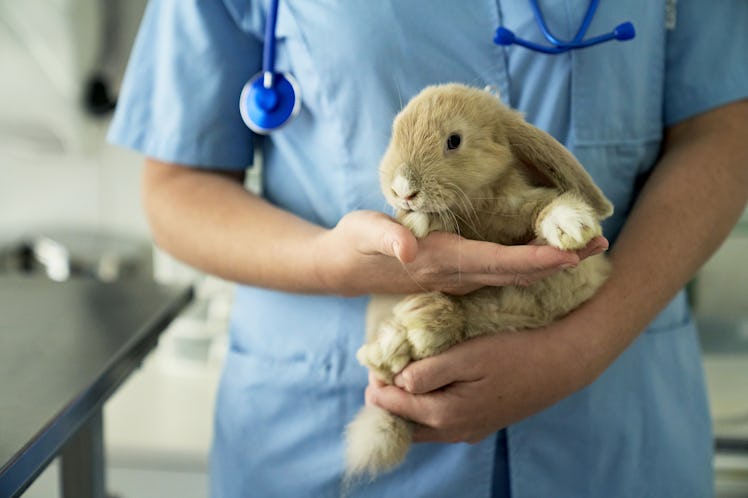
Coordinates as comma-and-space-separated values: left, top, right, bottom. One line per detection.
281, 2, 353, 214
490, 0, 512, 103
221, 0, 265, 40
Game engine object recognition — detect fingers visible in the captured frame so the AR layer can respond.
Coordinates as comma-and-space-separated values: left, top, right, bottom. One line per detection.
364, 345, 479, 427
576, 236, 609, 260
335, 210, 609, 295
393, 351, 478, 394
453, 242, 579, 288
434, 235, 612, 290
377, 222, 418, 264
363, 338, 506, 444
368, 212, 419, 263
365, 378, 481, 444
530, 235, 609, 261
489, 243, 579, 272
366, 381, 437, 426
343, 210, 419, 263
368, 371, 387, 389
364, 362, 451, 428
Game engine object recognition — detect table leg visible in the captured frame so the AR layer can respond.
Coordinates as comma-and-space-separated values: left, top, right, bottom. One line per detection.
60, 410, 107, 498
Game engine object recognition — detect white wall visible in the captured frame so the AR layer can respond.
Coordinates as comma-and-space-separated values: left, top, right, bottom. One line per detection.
0, 0, 149, 243
1, 3, 223, 497
0, 129, 149, 241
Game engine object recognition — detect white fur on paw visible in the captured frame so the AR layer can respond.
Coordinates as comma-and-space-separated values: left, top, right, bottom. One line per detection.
406, 327, 433, 358
377, 322, 403, 356
540, 203, 599, 250
356, 343, 383, 369
376, 321, 411, 373
401, 211, 430, 239
357, 321, 412, 379
392, 293, 463, 358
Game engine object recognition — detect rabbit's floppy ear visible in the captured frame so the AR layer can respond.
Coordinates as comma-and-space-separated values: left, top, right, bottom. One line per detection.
503, 112, 614, 219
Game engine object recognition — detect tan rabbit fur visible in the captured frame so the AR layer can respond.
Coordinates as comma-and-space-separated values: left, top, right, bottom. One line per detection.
344, 84, 613, 480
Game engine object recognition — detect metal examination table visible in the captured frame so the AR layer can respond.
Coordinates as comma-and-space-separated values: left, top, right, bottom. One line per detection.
0, 276, 192, 498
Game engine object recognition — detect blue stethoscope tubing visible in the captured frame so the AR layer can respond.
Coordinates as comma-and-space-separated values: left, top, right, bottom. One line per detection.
493, 0, 635, 54
239, 0, 301, 134
240, 0, 635, 133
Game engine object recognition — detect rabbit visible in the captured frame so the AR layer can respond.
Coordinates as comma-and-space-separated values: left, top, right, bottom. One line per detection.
343, 83, 614, 482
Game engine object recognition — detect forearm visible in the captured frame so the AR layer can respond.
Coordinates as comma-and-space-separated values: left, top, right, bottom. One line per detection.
142, 159, 329, 292
141, 159, 439, 295
142, 158, 592, 297
566, 100, 748, 380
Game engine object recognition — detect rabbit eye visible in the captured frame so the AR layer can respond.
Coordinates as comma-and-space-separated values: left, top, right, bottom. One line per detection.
446, 133, 461, 151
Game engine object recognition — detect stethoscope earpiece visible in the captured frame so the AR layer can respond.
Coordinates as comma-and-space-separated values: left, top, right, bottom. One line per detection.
613, 22, 636, 41
240, 71, 301, 134
493, 27, 516, 46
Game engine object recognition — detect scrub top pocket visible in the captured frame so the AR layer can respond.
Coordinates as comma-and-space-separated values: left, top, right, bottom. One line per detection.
570, 0, 665, 147
211, 347, 347, 498
564, 2, 667, 239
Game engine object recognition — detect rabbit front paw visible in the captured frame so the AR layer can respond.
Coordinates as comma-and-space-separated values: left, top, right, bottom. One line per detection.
400, 211, 431, 239
537, 197, 601, 251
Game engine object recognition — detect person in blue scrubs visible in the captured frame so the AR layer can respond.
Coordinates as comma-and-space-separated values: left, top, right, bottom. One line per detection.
109, 1, 748, 497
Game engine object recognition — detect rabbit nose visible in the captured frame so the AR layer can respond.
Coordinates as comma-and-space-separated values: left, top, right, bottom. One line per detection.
391, 175, 419, 200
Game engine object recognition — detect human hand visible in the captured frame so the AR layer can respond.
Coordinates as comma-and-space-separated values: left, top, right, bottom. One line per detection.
313, 210, 608, 296
365, 323, 591, 444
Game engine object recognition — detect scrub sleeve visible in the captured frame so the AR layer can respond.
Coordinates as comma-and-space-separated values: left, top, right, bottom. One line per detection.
664, 0, 748, 125
108, 0, 260, 170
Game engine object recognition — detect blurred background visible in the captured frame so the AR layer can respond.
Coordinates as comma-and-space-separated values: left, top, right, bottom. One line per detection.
1, 1, 234, 496
0, 1, 746, 497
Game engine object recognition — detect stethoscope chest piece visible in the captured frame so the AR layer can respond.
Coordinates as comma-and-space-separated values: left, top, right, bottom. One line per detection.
240, 71, 301, 134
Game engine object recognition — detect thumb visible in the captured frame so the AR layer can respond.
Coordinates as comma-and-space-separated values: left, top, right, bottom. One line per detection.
394, 353, 464, 394
365, 212, 418, 264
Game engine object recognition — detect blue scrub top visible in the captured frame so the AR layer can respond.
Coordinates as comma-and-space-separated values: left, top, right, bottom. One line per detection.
109, 1, 748, 497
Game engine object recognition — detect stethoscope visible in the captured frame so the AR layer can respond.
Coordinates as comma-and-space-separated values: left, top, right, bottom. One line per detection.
239, 0, 300, 134
239, 0, 635, 134
494, 0, 635, 54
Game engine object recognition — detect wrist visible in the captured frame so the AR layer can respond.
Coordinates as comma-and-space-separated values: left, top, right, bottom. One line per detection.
309, 229, 343, 295
310, 227, 373, 297
526, 322, 595, 396
548, 278, 646, 388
